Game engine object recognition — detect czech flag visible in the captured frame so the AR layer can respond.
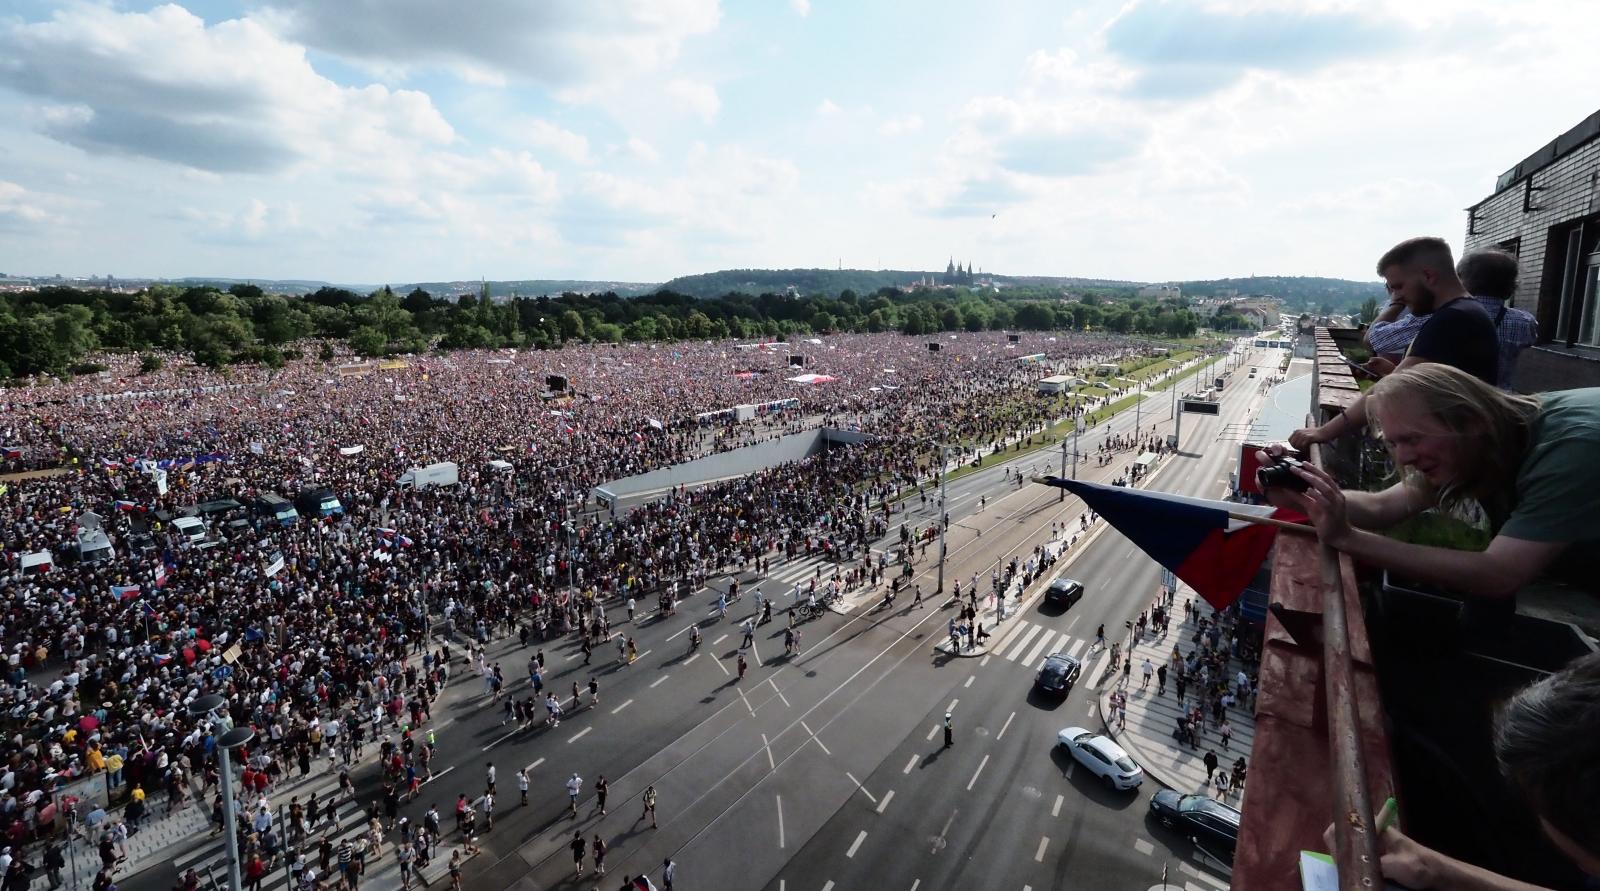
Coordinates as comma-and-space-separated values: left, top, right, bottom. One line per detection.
111, 584, 142, 602
153, 653, 173, 666
114, 500, 139, 512
1039, 477, 1306, 610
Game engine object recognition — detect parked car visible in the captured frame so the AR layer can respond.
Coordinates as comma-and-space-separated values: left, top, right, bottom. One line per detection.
1044, 578, 1085, 609
1149, 791, 1242, 860
171, 515, 208, 545
295, 487, 344, 518
1034, 652, 1082, 696
1056, 727, 1143, 790
253, 493, 300, 526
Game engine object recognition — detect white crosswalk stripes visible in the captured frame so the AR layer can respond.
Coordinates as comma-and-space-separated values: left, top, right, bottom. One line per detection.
1004, 625, 1042, 661
1021, 630, 1058, 668
1066, 637, 1086, 659
172, 776, 384, 891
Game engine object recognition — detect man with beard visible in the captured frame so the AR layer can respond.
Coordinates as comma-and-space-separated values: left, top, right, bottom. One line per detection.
1292, 236, 1498, 450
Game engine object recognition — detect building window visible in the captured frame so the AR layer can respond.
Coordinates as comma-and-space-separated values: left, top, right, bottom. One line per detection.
1554, 220, 1600, 348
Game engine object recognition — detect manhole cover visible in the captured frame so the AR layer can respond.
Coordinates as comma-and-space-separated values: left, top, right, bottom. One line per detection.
928, 835, 948, 853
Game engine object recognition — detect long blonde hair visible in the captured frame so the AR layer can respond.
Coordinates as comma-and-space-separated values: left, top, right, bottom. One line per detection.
1366, 364, 1541, 520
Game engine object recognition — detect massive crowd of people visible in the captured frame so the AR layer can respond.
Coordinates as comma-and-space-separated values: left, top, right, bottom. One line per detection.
0, 328, 1181, 885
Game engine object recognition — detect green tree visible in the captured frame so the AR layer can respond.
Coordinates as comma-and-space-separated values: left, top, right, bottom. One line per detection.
810, 311, 836, 333
1357, 297, 1379, 325
349, 326, 387, 357
557, 309, 586, 341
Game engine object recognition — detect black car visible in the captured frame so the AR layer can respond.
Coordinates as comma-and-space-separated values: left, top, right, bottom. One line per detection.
1044, 578, 1085, 608
1149, 791, 1242, 860
1034, 652, 1082, 695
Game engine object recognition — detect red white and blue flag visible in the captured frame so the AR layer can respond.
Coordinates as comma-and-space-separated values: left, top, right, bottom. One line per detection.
114, 500, 139, 512
110, 584, 142, 602
153, 562, 167, 588
1041, 477, 1305, 610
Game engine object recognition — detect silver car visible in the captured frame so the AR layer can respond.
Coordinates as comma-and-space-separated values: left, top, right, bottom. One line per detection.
1058, 726, 1143, 790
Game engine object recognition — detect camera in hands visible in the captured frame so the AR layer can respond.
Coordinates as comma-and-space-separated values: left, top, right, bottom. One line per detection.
1256, 455, 1311, 493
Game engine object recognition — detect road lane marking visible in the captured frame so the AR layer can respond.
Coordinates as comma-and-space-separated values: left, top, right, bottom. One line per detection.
979, 654, 991, 667
776, 795, 785, 848
482, 729, 516, 752
909, 881, 920, 891
666, 625, 692, 641
988, 620, 1028, 654
801, 720, 832, 756
1035, 836, 1049, 862
684, 653, 700, 665
964, 675, 974, 688
713, 634, 729, 646
876, 790, 894, 814
966, 754, 989, 791
638, 649, 652, 661
933, 810, 957, 854
739, 688, 756, 716
714, 654, 731, 675
1134, 838, 1154, 856
1066, 763, 1075, 779
847, 830, 868, 858
650, 675, 669, 688
1052, 794, 1064, 817
1022, 631, 1058, 668
1004, 625, 1042, 660
996, 711, 1015, 741
926, 724, 939, 741
1066, 615, 1080, 633
1067, 638, 1086, 658
763, 733, 775, 771
821, 883, 834, 891
845, 772, 876, 804
611, 699, 634, 715
527, 757, 545, 772
769, 677, 791, 707
946, 698, 959, 713
1087, 702, 1096, 717
568, 727, 591, 744
904, 754, 918, 774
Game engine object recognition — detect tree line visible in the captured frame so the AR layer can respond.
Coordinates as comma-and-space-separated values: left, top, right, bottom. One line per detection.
0, 283, 1200, 380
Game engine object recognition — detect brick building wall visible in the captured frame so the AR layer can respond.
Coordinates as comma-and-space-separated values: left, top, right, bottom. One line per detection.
1464, 111, 1600, 390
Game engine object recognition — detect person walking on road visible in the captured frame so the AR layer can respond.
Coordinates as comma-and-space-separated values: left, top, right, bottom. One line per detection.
943, 712, 954, 748
912, 584, 923, 608
741, 618, 755, 650
593, 834, 608, 876
642, 785, 658, 829
662, 858, 676, 891
571, 831, 587, 877
516, 768, 529, 807
1156, 664, 1168, 695
737, 653, 748, 682
567, 773, 583, 818
1141, 657, 1154, 690
1203, 750, 1220, 783
627, 597, 636, 623
596, 775, 609, 815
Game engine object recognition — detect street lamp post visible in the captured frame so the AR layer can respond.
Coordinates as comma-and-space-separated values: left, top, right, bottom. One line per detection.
188, 694, 254, 891
935, 444, 949, 594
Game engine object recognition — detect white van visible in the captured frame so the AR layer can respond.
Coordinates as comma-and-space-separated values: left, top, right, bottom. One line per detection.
172, 515, 208, 545
398, 461, 459, 490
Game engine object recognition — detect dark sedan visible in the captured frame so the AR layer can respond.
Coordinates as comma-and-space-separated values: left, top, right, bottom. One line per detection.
1043, 578, 1085, 608
1149, 791, 1241, 860
1034, 652, 1082, 696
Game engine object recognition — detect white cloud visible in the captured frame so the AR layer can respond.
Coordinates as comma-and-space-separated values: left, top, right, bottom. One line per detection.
622, 137, 662, 163
0, 181, 58, 230
878, 113, 923, 136
817, 99, 843, 117
666, 79, 722, 122
0, 4, 454, 174
261, 0, 721, 94
520, 120, 592, 164
791, 0, 812, 17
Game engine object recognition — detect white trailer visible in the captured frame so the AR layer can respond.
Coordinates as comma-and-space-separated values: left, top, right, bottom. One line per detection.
398, 461, 460, 490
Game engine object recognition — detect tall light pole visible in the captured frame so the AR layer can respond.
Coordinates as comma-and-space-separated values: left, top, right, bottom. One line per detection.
935, 444, 949, 594
189, 694, 254, 891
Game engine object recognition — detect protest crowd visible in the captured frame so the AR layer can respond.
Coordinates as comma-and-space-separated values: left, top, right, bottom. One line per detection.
0, 329, 1179, 888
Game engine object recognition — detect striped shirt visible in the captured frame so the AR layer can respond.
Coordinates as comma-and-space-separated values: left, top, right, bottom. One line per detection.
1366, 296, 1538, 390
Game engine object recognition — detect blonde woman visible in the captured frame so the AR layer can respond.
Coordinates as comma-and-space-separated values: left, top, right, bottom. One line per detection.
1260, 363, 1598, 600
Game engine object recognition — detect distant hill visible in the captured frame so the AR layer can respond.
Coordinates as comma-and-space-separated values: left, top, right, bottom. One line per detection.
1177, 276, 1383, 312
655, 267, 1141, 298
173, 277, 660, 298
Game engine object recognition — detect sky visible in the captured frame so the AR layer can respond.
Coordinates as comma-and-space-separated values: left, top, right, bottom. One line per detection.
1, 0, 1598, 286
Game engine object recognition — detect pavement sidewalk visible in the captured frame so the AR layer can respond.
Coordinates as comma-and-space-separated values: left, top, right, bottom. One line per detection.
1096, 585, 1256, 799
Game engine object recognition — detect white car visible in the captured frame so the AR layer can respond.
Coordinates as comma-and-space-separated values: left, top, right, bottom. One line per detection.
1058, 726, 1143, 790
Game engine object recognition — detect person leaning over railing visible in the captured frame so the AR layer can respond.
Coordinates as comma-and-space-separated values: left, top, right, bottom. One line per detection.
1260, 363, 1598, 600
1323, 652, 1600, 889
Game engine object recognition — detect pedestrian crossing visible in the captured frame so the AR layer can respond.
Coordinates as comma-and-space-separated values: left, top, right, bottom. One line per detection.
987, 618, 1094, 670
170, 776, 377, 891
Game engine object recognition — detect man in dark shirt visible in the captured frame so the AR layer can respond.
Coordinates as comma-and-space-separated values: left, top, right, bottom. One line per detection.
1292, 237, 1498, 449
